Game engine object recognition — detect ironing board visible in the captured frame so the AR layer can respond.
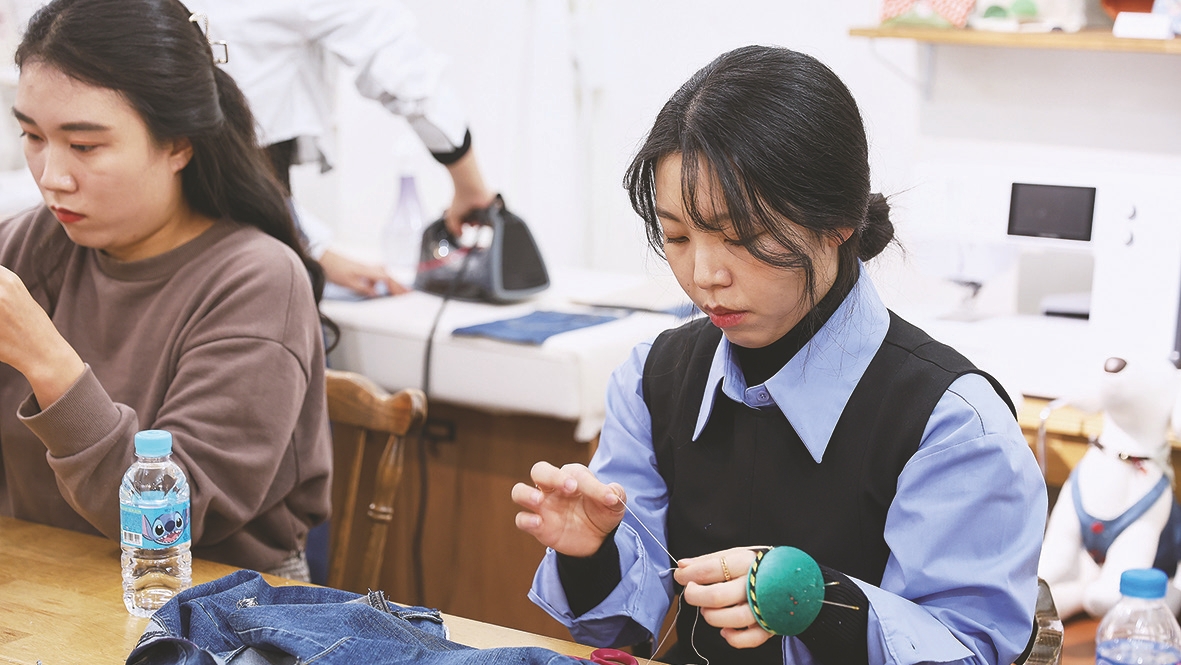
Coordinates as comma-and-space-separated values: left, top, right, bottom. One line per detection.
320, 268, 689, 441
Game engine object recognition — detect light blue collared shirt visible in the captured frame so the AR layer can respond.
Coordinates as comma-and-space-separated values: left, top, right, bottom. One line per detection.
529, 272, 1048, 665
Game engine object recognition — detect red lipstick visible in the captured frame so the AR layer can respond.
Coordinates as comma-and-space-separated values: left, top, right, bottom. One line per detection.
51, 207, 84, 224
705, 306, 746, 329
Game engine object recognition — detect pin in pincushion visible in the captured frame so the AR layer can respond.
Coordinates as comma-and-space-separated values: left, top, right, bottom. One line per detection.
746, 546, 823, 636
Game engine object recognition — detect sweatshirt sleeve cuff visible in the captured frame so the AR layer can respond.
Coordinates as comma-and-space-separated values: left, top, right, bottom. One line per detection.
18, 365, 124, 457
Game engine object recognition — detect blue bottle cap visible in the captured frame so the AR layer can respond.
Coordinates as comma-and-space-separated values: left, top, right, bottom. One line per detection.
134, 430, 173, 458
1120, 568, 1169, 599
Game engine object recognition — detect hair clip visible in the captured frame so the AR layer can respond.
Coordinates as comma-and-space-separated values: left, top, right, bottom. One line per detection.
188, 13, 229, 65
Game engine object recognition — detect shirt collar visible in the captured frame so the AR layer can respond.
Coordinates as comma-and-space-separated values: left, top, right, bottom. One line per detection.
691, 267, 890, 462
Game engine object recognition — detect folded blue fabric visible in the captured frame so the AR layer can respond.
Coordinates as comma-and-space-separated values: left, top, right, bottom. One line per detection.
451, 310, 624, 345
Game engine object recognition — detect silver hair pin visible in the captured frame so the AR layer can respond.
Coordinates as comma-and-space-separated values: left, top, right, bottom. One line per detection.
188, 13, 229, 65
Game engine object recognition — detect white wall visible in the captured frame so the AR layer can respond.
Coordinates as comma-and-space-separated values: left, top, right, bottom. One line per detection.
295, 0, 918, 276
4, 0, 1179, 353
297, 1, 1181, 334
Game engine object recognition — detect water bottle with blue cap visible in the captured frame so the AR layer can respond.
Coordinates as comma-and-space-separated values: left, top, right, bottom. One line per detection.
1096, 568, 1181, 664
119, 429, 192, 616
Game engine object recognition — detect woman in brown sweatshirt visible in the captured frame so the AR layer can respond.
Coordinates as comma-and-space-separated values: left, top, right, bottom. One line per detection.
0, 0, 332, 578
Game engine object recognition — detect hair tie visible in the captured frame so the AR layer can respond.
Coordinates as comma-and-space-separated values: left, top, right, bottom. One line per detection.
188, 13, 229, 65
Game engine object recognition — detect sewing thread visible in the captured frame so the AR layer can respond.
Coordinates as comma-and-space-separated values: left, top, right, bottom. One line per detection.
622, 502, 676, 565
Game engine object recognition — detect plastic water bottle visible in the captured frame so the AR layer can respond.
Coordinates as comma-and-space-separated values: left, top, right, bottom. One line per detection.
1096, 568, 1181, 665
120, 430, 192, 617
382, 174, 425, 273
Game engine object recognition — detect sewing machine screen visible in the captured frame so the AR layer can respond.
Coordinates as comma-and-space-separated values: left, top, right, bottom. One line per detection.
1007, 183, 1096, 242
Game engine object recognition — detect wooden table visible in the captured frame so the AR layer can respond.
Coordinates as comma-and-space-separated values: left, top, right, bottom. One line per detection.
1060, 616, 1100, 665
0, 516, 598, 665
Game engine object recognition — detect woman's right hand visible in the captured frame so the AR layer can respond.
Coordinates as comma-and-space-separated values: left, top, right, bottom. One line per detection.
0, 264, 85, 407
512, 461, 626, 557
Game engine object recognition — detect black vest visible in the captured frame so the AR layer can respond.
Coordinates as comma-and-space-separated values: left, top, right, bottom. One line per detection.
643, 314, 1014, 665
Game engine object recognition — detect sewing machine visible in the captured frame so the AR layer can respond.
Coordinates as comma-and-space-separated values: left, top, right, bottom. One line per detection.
896, 154, 1181, 403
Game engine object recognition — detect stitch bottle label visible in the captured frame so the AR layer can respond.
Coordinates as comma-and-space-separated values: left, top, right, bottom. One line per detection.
120, 500, 190, 550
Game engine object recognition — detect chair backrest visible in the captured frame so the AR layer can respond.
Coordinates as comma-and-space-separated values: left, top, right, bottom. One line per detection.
1014, 577, 1064, 665
325, 369, 427, 592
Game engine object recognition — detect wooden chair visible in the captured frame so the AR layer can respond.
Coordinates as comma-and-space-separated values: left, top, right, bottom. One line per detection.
1014, 577, 1064, 665
325, 368, 427, 593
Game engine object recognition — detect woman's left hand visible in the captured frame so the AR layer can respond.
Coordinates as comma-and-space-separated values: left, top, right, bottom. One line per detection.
675, 547, 773, 649
0, 264, 85, 407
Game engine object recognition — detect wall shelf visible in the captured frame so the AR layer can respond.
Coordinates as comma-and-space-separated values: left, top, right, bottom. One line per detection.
849, 24, 1181, 55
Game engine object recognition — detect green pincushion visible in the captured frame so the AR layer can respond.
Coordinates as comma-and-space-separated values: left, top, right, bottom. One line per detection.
745, 546, 824, 636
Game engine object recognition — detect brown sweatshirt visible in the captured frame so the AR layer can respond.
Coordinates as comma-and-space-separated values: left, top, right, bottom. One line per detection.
0, 206, 331, 572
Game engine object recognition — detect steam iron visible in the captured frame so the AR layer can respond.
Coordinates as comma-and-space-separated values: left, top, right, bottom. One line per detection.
414, 195, 549, 303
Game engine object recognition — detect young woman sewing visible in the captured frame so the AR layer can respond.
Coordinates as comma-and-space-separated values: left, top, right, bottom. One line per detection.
512, 46, 1047, 665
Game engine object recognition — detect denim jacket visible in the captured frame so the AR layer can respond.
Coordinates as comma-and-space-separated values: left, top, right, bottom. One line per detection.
126, 570, 582, 665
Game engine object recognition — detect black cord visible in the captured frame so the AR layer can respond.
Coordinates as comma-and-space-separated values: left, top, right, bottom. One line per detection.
411, 243, 478, 605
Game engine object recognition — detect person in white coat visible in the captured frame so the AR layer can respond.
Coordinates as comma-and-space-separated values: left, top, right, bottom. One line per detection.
187, 0, 495, 296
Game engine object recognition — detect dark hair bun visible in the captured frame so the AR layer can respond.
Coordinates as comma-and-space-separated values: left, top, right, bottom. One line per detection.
857, 193, 894, 261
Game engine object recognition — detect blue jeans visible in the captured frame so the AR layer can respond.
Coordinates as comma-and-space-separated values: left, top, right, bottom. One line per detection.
126, 569, 582, 665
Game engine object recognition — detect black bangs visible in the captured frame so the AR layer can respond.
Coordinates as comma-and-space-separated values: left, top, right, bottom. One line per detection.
623, 45, 892, 312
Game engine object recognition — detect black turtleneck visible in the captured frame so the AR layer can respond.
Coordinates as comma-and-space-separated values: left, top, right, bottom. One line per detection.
557, 261, 860, 619
733, 262, 858, 387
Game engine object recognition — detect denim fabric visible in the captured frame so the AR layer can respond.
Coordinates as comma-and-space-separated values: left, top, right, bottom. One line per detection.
127, 569, 582, 665
451, 310, 624, 345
